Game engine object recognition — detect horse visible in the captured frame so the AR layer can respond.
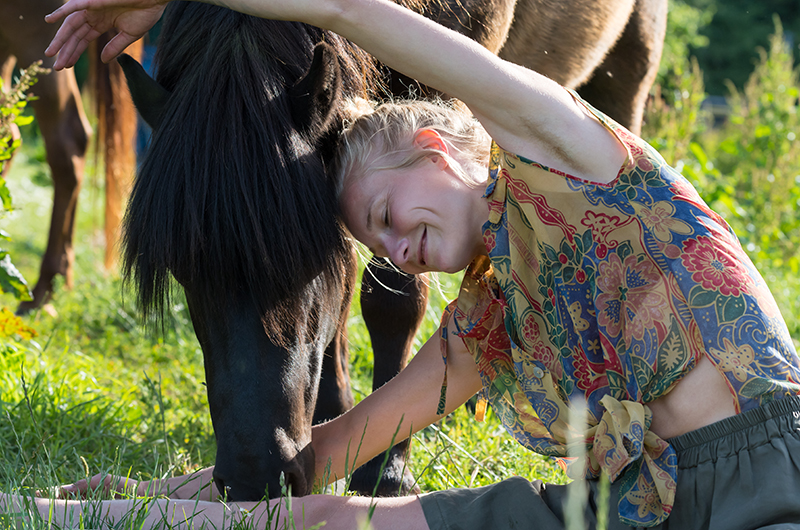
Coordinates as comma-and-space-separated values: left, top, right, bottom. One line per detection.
0, 0, 141, 313
118, 0, 666, 501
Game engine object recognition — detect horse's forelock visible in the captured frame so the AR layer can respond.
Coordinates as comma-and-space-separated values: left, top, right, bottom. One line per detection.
123, 2, 368, 338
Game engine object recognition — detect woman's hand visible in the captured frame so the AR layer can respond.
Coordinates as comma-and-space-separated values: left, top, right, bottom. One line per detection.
57, 468, 217, 501
58, 473, 143, 499
44, 0, 168, 70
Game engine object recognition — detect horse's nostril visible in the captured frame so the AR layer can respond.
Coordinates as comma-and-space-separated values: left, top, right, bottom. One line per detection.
213, 476, 236, 501
281, 470, 305, 497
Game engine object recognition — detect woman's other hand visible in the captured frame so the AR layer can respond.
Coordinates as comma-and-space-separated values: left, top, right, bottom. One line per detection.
58, 473, 142, 499
59, 468, 217, 501
44, 0, 168, 70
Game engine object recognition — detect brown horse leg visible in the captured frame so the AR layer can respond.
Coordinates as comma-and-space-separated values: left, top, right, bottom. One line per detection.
89, 36, 142, 271
575, 0, 667, 135
348, 259, 429, 496
16, 67, 91, 313
1, 0, 93, 312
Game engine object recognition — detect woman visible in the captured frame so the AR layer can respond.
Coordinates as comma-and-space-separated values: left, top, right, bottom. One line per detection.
6, 0, 799, 528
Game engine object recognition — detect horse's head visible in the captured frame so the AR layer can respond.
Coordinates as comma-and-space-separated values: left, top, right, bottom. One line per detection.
119, 2, 372, 500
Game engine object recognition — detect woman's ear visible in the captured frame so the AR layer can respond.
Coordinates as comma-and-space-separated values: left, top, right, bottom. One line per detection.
413, 128, 448, 153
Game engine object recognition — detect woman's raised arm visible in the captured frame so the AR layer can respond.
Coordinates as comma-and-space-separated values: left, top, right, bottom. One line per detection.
46, 0, 626, 181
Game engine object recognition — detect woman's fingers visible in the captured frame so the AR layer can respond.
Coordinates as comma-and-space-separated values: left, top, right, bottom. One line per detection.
44, 10, 90, 57
101, 31, 139, 63
65, 27, 105, 69
45, 9, 112, 69
44, 0, 165, 69
44, 0, 95, 24
58, 478, 90, 499
56, 474, 139, 499
49, 18, 99, 69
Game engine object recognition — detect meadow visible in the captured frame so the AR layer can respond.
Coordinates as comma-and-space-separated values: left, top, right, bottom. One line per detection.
0, 23, 798, 530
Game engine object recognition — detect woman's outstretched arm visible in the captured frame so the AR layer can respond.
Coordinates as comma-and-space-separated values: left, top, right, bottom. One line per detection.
1, 490, 427, 530
59, 466, 220, 501
311, 323, 483, 483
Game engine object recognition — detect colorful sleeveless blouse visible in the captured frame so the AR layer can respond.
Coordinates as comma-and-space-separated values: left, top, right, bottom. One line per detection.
439, 93, 800, 527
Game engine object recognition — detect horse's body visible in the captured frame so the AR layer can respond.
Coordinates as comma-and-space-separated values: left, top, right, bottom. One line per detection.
500, 0, 665, 134
0, 0, 139, 312
121, 0, 666, 501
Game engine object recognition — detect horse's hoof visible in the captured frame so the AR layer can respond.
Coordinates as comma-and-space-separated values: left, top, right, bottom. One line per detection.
15, 299, 39, 316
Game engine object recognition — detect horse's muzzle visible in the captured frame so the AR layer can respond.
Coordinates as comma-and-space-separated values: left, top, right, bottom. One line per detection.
212, 441, 316, 501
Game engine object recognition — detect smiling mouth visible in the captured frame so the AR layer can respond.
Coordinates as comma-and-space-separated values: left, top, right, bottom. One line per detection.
419, 226, 427, 267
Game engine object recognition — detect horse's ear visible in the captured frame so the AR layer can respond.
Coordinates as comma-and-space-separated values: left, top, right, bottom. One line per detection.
288, 42, 342, 143
117, 53, 171, 130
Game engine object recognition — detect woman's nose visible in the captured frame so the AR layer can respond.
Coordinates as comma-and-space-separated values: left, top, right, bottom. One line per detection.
386, 235, 410, 265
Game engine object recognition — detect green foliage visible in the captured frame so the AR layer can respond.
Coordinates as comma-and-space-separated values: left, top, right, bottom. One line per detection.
657, 1, 712, 89
684, 0, 800, 95
0, 278, 214, 493
643, 56, 708, 165
700, 19, 800, 269
0, 62, 48, 302
645, 19, 800, 339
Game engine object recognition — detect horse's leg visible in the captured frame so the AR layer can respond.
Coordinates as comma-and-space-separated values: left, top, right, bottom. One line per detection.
15, 67, 91, 313
575, 0, 667, 135
0, 50, 14, 88
348, 259, 429, 496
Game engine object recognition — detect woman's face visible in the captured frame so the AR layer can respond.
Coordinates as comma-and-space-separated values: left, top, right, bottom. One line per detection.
340, 155, 488, 275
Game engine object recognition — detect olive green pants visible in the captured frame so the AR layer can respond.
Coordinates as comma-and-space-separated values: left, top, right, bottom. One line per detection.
420, 396, 800, 530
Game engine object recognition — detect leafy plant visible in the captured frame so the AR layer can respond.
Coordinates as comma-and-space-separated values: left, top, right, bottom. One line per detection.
685, 0, 800, 95
644, 18, 800, 340
657, 0, 712, 90
0, 62, 47, 302
709, 17, 800, 269
643, 55, 708, 166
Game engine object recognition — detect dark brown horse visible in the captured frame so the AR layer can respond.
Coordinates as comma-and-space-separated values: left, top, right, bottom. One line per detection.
0, 0, 141, 312
118, 0, 666, 502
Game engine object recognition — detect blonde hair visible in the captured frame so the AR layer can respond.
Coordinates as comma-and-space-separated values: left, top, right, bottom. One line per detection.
334, 98, 491, 199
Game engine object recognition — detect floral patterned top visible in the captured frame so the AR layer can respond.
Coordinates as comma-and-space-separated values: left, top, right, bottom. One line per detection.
439, 93, 800, 527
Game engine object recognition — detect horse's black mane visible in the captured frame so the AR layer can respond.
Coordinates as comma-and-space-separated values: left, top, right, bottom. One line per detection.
122, 2, 376, 338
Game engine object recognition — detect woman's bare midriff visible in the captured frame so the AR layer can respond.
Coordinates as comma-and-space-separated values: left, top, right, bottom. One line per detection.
647, 354, 737, 440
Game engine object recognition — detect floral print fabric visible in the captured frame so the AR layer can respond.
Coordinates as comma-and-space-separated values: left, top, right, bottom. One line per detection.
441, 93, 800, 526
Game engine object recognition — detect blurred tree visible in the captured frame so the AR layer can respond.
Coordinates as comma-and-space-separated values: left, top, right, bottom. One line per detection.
657, 0, 712, 90
684, 0, 800, 95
